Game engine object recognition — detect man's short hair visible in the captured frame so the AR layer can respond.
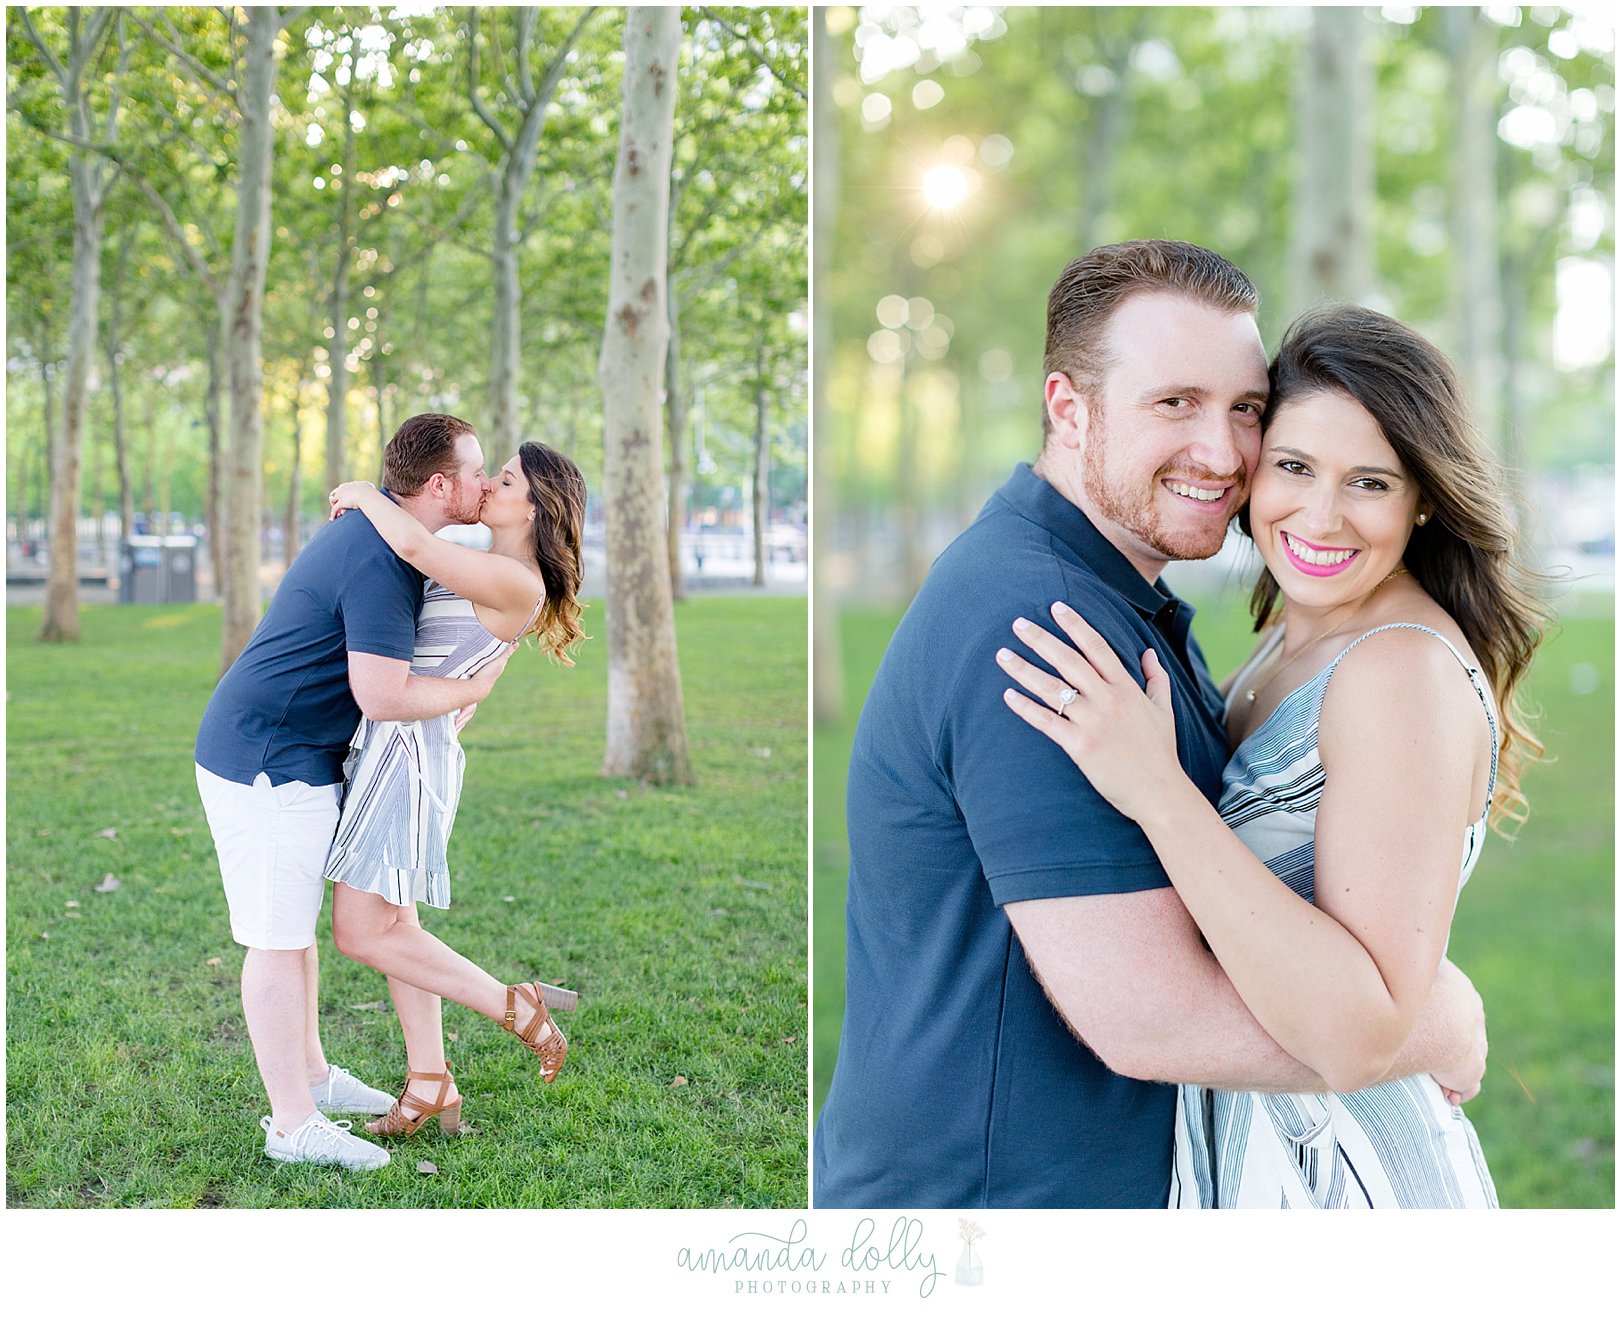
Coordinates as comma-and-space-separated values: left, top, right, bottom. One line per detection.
1042, 240, 1259, 436
383, 412, 476, 495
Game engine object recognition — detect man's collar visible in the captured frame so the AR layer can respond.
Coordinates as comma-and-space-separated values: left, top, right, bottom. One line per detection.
999, 463, 1192, 626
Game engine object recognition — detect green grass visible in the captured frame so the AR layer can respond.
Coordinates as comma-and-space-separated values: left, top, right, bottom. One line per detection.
6, 596, 807, 1208
812, 588, 1614, 1208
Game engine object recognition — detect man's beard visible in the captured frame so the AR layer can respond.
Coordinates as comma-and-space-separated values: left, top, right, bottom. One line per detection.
443, 475, 483, 525
1081, 405, 1244, 564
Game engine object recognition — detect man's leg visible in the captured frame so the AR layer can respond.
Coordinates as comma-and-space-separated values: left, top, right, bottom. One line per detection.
242, 947, 319, 1131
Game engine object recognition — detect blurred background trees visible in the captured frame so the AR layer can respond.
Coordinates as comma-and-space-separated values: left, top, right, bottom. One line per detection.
815, 4, 1613, 636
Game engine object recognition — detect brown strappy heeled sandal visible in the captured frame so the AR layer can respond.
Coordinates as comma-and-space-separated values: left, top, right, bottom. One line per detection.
502, 982, 568, 1082
369, 1067, 462, 1137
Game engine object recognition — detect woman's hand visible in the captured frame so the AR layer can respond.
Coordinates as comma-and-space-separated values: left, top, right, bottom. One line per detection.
995, 600, 1181, 823
328, 480, 378, 520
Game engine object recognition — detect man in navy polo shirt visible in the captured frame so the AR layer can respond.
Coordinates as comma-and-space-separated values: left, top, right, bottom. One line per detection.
195, 412, 505, 1170
814, 241, 1486, 1207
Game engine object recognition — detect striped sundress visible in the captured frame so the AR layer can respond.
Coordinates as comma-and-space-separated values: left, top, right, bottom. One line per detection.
1170, 622, 1500, 1209
324, 580, 542, 909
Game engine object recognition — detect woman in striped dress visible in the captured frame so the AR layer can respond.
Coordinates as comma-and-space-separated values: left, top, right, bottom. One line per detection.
999, 307, 1546, 1207
324, 442, 587, 1135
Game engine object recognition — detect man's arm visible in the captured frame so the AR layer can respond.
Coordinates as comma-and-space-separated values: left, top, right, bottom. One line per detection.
347, 648, 511, 723
1006, 888, 1484, 1094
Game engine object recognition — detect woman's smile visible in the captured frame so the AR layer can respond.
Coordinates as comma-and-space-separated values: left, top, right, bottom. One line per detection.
1278, 530, 1360, 576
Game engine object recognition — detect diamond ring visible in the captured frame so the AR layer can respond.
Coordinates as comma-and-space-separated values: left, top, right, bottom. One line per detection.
1055, 685, 1078, 713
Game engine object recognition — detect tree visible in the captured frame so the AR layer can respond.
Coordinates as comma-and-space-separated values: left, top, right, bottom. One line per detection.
599, 7, 692, 785
464, 6, 599, 451
14, 8, 127, 642
1287, 6, 1375, 317
1443, 7, 1508, 461
661, 7, 807, 599
218, 7, 304, 667
811, 5, 842, 725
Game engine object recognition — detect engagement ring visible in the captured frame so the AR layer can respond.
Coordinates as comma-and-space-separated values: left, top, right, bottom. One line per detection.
1055, 685, 1078, 713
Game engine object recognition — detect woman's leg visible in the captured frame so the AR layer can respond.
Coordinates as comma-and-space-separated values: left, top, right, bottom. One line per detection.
385, 907, 448, 1076
331, 883, 563, 1106
331, 883, 508, 1021
302, 943, 331, 1084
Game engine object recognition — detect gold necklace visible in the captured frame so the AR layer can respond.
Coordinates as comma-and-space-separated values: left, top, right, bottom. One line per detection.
1242, 566, 1409, 705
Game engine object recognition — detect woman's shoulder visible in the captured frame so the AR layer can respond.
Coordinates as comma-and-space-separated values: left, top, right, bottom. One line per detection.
1317, 607, 1491, 749
1331, 594, 1482, 681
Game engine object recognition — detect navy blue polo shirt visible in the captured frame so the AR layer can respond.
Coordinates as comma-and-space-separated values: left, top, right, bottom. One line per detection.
814, 463, 1230, 1208
194, 503, 424, 787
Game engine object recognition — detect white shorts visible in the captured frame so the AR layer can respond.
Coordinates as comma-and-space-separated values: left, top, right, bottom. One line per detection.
195, 763, 341, 950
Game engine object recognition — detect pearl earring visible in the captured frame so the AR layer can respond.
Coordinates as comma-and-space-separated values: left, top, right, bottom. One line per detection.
1416, 513, 1429, 525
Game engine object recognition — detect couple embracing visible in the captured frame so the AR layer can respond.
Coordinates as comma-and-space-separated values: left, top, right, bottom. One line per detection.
195, 413, 586, 1170
816, 240, 1545, 1209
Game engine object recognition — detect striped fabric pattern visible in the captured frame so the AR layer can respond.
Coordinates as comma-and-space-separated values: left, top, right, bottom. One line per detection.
325, 581, 542, 909
1170, 623, 1500, 1209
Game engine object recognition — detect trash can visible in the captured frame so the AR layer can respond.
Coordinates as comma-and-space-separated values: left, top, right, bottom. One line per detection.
119, 534, 198, 604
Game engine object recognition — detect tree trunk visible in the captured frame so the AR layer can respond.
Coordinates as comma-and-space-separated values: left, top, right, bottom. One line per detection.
490, 163, 525, 450
1445, 7, 1506, 459
896, 347, 926, 596
105, 337, 132, 554
811, 6, 843, 725
752, 332, 769, 588
204, 316, 225, 595
141, 390, 157, 527
1498, 247, 1529, 505
29, 315, 58, 560
41, 159, 107, 641
372, 338, 389, 476
476, 7, 588, 452
664, 286, 687, 600
286, 373, 305, 566
1072, 10, 1146, 251
1286, 7, 1375, 317
324, 71, 357, 494
219, 9, 282, 669
599, 7, 692, 785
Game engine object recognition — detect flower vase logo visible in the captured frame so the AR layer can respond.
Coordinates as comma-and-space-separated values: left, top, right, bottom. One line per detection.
954, 1218, 985, 1287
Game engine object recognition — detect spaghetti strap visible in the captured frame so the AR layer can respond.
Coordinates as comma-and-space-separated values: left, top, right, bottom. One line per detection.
508, 592, 546, 644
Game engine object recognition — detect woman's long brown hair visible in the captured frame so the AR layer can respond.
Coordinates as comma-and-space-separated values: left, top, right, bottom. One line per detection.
515, 442, 588, 665
1240, 305, 1550, 833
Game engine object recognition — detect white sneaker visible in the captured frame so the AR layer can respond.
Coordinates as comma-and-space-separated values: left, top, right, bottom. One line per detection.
261, 1113, 391, 1171
310, 1063, 395, 1115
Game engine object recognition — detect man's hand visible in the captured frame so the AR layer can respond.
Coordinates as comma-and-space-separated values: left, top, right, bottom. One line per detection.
462, 646, 515, 704
1426, 959, 1487, 1104
452, 703, 478, 733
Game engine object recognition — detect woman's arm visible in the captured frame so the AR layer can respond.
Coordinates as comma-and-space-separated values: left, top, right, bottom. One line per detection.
329, 482, 540, 618
998, 602, 1486, 1094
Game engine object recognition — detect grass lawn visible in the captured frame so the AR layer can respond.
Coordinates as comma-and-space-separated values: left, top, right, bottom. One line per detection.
6, 595, 807, 1208
813, 588, 1614, 1209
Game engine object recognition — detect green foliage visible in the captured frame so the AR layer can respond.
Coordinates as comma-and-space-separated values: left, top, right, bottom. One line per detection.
812, 592, 1613, 1207
821, 5, 1614, 533
6, 7, 809, 532
5, 596, 807, 1207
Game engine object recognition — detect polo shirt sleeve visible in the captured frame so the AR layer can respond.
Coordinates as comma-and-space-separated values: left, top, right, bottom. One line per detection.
336, 525, 421, 661
938, 570, 1173, 907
